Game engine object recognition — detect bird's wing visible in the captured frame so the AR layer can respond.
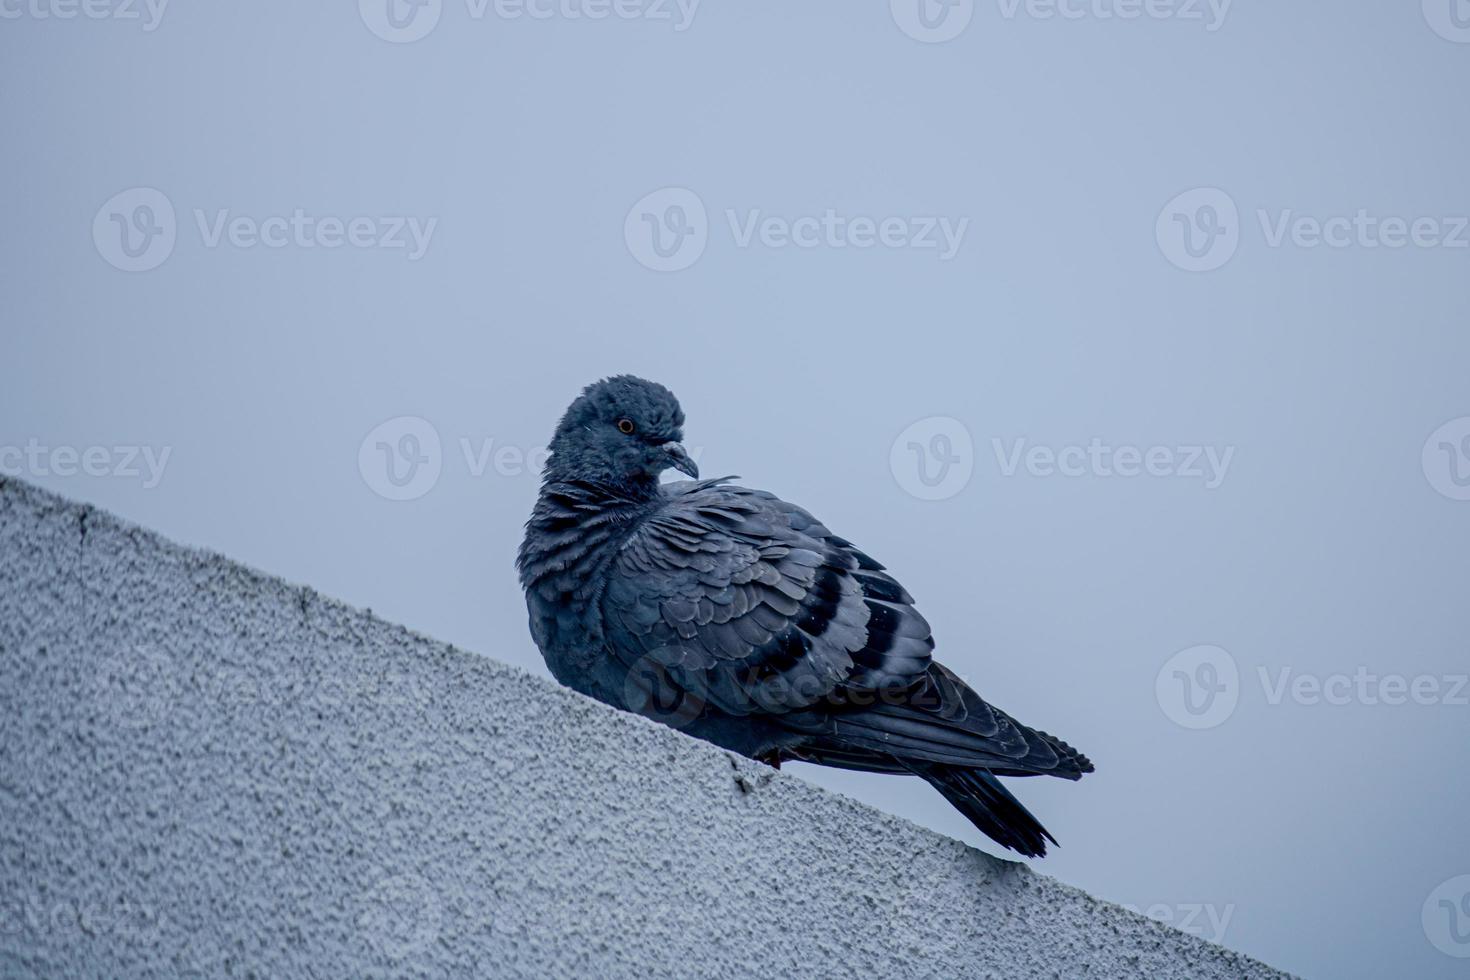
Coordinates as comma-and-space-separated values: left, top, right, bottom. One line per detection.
603, 479, 1094, 781
798, 662, 1094, 778
601, 479, 935, 716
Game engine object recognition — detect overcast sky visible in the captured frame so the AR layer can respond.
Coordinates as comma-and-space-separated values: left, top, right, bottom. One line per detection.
4, 3, 1469, 977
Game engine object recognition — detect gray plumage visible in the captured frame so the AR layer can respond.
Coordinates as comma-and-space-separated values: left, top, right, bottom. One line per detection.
518, 376, 1093, 857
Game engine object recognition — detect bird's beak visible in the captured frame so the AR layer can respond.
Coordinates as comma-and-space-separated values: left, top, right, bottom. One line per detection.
661, 442, 699, 479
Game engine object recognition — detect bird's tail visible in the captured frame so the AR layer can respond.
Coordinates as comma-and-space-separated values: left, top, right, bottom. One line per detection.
905, 762, 1057, 858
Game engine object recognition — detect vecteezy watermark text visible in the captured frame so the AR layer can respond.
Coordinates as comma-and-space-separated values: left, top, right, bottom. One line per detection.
1258, 666, 1469, 708
0, 892, 163, 943
624, 187, 969, 271
890, 0, 1232, 43
1119, 902, 1235, 943
995, 0, 1231, 30
0, 439, 171, 488
992, 437, 1234, 489
359, 0, 699, 43
0, 0, 168, 30
193, 209, 436, 259
726, 210, 968, 260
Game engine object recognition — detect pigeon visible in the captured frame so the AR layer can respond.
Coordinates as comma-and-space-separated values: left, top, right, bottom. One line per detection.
517, 376, 1094, 857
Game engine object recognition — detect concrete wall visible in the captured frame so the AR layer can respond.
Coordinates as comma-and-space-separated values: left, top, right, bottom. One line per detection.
0, 476, 1292, 979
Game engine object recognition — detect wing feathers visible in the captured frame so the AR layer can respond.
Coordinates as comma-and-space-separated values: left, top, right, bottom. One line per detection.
605, 483, 934, 715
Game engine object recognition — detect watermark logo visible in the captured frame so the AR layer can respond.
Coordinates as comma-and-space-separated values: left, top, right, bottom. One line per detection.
0, 0, 169, 30
1422, 417, 1470, 502
1156, 645, 1239, 729
890, 417, 974, 501
359, 416, 443, 501
1423, 0, 1470, 43
621, 647, 708, 729
1157, 187, 1239, 272
92, 645, 178, 732
891, 0, 974, 43
625, 187, 708, 272
360, 0, 442, 42
1423, 875, 1470, 958
357, 874, 442, 960
93, 187, 176, 272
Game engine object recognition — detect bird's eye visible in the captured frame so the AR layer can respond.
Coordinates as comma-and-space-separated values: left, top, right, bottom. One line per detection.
616, 418, 636, 435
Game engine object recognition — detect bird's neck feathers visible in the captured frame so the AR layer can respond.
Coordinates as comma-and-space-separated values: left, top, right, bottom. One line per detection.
516, 477, 660, 591
539, 452, 664, 504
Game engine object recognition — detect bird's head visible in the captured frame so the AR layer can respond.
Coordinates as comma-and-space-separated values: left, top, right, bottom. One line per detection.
543, 375, 698, 492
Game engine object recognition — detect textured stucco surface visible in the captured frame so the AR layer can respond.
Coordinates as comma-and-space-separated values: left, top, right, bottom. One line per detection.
0, 477, 1292, 979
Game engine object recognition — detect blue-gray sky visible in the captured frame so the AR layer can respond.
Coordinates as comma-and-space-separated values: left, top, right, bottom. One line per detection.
3, 3, 1468, 977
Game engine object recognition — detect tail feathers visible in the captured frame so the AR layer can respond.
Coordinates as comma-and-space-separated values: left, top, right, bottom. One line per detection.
1033, 728, 1096, 777
910, 762, 1058, 858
